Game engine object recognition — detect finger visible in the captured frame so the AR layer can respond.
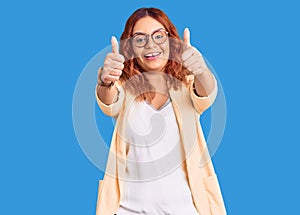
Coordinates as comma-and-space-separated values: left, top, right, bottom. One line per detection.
104, 74, 121, 82
105, 59, 124, 70
109, 69, 123, 76
187, 63, 204, 73
113, 63, 124, 71
107, 53, 125, 63
111, 36, 119, 54
183, 27, 191, 46
182, 47, 194, 61
184, 55, 200, 68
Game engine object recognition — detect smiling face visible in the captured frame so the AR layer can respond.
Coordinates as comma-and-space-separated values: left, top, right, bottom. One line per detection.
132, 16, 170, 72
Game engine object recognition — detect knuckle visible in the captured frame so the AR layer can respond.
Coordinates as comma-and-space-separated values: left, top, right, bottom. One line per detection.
107, 52, 114, 58
101, 73, 108, 80
114, 69, 122, 76
105, 54, 112, 62
103, 61, 110, 68
117, 54, 125, 61
117, 63, 124, 70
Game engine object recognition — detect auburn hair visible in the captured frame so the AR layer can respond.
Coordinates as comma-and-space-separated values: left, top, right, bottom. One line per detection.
119, 7, 190, 101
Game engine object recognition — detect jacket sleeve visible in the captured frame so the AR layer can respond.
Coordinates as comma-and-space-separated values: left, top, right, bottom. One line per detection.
187, 74, 218, 115
95, 81, 125, 117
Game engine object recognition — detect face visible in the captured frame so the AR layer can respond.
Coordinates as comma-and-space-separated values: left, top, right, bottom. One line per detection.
132, 16, 170, 72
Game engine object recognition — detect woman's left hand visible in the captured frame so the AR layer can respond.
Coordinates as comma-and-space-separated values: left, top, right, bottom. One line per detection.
181, 28, 208, 76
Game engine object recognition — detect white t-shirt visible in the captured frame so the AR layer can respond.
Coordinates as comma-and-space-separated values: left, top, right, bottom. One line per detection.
115, 98, 199, 215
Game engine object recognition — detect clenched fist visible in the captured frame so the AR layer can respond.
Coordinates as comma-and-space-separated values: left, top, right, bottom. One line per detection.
98, 36, 125, 85
181, 28, 208, 76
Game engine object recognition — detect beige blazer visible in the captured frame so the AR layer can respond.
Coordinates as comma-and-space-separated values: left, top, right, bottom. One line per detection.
95, 75, 226, 215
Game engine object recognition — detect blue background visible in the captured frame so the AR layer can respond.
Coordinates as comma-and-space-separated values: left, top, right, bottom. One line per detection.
1, 0, 299, 214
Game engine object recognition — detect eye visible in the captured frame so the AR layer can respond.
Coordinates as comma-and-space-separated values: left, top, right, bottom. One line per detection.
153, 31, 167, 43
136, 38, 144, 43
134, 35, 146, 43
155, 34, 164, 39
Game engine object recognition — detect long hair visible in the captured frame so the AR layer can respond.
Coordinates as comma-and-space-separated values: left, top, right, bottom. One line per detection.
119, 7, 190, 101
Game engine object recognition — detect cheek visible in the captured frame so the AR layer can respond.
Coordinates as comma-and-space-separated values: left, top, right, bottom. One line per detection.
161, 43, 170, 58
132, 47, 143, 58
132, 49, 144, 65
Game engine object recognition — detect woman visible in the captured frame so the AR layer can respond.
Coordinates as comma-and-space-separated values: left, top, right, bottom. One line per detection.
96, 7, 226, 215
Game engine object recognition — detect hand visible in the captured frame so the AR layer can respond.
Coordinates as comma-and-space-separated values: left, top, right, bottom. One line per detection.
182, 28, 208, 76
98, 36, 125, 84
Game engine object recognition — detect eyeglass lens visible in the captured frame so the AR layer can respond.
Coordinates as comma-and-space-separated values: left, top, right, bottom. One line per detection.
132, 31, 168, 47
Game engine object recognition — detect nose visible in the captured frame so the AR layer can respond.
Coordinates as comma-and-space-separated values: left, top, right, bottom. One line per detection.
145, 35, 157, 49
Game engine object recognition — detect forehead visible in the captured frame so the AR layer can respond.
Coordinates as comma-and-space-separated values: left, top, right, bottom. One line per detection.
133, 16, 165, 34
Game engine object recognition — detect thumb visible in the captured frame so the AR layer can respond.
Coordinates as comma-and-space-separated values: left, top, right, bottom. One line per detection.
183, 27, 191, 46
111, 36, 119, 53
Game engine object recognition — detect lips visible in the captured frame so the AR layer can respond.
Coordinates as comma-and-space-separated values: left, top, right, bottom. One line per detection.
144, 52, 161, 59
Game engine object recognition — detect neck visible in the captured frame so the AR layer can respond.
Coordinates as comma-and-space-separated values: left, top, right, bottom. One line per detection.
143, 71, 168, 94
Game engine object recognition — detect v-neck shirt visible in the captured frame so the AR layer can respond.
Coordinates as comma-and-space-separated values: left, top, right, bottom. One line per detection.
116, 98, 199, 215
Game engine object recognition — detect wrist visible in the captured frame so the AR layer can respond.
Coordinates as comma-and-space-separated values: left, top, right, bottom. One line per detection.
98, 67, 115, 88
98, 80, 115, 88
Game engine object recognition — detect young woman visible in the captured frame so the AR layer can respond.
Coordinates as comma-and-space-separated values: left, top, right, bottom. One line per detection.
95, 7, 226, 215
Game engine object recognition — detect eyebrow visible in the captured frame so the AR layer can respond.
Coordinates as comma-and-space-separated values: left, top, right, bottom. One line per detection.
132, 27, 165, 36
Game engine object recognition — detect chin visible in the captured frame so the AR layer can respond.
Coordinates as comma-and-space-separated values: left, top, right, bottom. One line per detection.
144, 62, 168, 72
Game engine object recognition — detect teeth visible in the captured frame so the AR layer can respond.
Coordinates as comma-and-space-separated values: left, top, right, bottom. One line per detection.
145, 52, 160, 57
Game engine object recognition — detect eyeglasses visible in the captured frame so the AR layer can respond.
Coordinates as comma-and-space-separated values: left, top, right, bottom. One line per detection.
131, 29, 169, 48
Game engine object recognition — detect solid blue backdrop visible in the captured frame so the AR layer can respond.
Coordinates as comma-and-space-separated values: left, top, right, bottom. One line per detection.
0, 0, 299, 214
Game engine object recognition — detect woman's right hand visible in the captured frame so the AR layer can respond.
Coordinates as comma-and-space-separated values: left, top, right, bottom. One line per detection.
98, 36, 125, 84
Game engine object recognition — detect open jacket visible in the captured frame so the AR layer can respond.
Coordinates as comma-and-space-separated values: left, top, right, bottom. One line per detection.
95, 75, 226, 215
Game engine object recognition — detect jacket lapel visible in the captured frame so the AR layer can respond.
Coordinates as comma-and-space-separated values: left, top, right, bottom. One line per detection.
169, 87, 211, 215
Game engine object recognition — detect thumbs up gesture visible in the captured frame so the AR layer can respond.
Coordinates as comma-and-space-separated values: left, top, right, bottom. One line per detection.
98, 36, 125, 85
182, 28, 208, 76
